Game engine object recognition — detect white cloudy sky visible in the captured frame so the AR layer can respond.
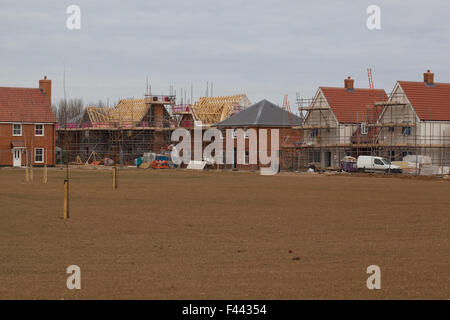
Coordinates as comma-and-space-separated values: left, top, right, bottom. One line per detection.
1, 0, 449, 107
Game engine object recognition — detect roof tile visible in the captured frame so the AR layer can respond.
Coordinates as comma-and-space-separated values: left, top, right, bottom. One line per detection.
320, 87, 388, 124
398, 81, 450, 121
0, 87, 56, 123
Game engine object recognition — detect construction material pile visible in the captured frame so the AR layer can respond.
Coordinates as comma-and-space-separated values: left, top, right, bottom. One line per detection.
392, 155, 449, 175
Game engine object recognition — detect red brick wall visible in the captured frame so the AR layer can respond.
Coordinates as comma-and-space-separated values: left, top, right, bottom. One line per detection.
176, 126, 303, 171
0, 123, 56, 166
153, 105, 164, 127
218, 127, 302, 170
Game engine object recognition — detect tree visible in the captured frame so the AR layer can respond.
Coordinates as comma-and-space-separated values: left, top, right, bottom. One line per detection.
53, 98, 84, 125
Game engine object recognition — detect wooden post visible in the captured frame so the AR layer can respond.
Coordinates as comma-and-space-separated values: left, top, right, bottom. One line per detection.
113, 166, 118, 189
25, 162, 29, 183
25, 150, 30, 183
43, 165, 48, 184
63, 179, 69, 219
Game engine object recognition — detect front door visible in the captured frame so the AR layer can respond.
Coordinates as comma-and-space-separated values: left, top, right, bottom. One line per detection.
13, 148, 22, 167
324, 151, 332, 168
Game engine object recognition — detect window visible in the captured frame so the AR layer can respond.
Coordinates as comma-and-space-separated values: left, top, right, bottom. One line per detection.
35, 124, 44, 136
309, 151, 321, 163
244, 129, 249, 139
34, 148, 44, 163
311, 128, 319, 138
374, 159, 384, 166
360, 122, 368, 135
13, 123, 22, 136
402, 127, 412, 136
244, 151, 249, 165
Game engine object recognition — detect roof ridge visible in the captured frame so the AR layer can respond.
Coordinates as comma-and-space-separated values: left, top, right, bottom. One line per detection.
254, 100, 265, 125
0, 86, 42, 90
398, 80, 450, 85
320, 86, 386, 91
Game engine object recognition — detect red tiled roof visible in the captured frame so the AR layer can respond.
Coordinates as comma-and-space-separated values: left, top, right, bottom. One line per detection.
0, 87, 56, 123
320, 87, 387, 124
398, 81, 450, 121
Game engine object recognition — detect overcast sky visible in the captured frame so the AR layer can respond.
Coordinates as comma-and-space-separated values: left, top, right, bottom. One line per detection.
1, 0, 449, 108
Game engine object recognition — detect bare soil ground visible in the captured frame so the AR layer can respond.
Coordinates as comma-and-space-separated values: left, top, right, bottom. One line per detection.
0, 167, 448, 299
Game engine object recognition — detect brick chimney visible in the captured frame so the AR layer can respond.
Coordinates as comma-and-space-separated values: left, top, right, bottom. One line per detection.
344, 76, 354, 91
424, 70, 434, 86
39, 76, 52, 104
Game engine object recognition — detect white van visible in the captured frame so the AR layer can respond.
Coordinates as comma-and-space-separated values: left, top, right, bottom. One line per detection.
356, 156, 402, 173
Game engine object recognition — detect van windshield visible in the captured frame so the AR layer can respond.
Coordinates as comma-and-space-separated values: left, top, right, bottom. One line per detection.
382, 158, 391, 165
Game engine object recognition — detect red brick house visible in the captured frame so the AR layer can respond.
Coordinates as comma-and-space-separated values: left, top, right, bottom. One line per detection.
214, 99, 302, 171
0, 77, 56, 167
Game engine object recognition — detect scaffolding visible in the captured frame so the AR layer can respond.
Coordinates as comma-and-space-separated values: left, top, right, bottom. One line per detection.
57, 95, 176, 165
285, 91, 450, 173
56, 93, 253, 166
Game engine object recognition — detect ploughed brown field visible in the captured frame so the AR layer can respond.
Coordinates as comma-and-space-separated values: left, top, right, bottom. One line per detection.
0, 167, 448, 300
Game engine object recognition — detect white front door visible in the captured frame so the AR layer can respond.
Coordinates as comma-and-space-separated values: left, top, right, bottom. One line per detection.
13, 149, 22, 167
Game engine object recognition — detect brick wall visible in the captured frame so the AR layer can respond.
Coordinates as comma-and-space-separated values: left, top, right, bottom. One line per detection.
192, 126, 303, 170
0, 123, 56, 166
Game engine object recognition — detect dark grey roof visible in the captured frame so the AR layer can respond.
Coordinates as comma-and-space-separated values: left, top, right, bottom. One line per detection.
214, 99, 301, 127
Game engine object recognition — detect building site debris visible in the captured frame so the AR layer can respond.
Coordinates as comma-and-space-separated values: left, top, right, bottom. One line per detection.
187, 161, 207, 170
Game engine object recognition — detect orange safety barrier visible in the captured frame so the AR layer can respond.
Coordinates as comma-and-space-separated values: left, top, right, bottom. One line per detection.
152, 160, 169, 169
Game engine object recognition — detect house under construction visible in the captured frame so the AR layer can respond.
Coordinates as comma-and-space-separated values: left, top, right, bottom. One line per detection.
57, 95, 176, 164
191, 94, 252, 127
290, 71, 450, 171
57, 93, 252, 165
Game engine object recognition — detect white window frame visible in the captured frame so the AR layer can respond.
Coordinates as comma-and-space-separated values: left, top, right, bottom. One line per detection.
361, 122, 368, 135
13, 123, 22, 136
244, 129, 249, 139
35, 124, 44, 136
232, 129, 236, 139
402, 126, 412, 136
34, 148, 44, 163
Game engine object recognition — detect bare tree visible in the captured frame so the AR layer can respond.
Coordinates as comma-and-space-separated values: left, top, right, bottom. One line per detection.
53, 98, 85, 125
52, 98, 114, 125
